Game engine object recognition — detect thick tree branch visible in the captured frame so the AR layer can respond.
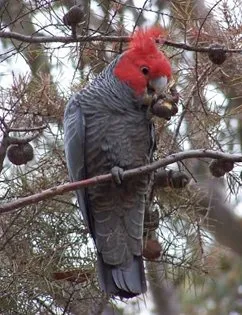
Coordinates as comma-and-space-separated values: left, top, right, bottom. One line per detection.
147, 259, 180, 315
1, 31, 242, 53
0, 149, 242, 215
192, 178, 242, 256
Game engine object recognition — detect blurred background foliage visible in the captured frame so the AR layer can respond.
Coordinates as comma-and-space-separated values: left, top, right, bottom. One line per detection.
1, 0, 242, 314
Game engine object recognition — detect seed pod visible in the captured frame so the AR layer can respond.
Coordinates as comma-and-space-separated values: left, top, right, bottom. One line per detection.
220, 160, 234, 172
7, 143, 34, 165
209, 159, 234, 177
208, 44, 227, 65
63, 6, 84, 38
63, 6, 84, 26
151, 99, 178, 120
209, 159, 225, 177
143, 239, 162, 260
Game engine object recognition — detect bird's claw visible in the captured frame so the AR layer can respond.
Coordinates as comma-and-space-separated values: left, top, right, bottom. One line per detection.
111, 166, 124, 185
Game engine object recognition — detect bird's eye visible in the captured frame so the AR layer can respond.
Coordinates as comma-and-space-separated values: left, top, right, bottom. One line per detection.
141, 66, 149, 76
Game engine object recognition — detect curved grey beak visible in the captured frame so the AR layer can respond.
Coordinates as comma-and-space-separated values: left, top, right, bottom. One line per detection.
149, 76, 168, 95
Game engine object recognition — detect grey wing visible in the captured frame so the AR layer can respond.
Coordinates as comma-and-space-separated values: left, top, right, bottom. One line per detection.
64, 95, 90, 229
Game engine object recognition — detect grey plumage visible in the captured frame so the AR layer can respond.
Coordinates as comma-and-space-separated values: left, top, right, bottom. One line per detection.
64, 54, 154, 298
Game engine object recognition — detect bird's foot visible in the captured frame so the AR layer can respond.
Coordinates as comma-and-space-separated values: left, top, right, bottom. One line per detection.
111, 166, 124, 185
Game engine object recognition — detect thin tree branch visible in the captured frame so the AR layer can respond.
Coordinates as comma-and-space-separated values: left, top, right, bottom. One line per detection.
0, 135, 9, 173
8, 125, 47, 132
1, 31, 242, 53
8, 133, 39, 144
0, 149, 242, 215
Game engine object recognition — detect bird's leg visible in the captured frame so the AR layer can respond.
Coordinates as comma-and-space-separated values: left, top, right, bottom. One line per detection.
111, 166, 124, 185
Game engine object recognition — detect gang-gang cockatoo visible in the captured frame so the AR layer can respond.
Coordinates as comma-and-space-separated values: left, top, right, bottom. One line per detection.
64, 27, 172, 298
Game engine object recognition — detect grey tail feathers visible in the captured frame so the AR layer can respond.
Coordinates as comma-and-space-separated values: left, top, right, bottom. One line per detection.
97, 254, 147, 298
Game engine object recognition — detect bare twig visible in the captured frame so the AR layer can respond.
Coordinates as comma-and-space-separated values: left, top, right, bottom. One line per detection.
8, 125, 47, 132
0, 149, 242, 214
169, 64, 212, 152
0, 135, 8, 173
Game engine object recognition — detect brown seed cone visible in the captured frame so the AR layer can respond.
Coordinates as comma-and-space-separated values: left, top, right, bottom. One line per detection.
209, 159, 225, 177
143, 239, 162, 260
151, 99, 178, 120
63, 5, 84, 26
220, 160, 234, 172
208, 44, 227, 65
7, 143, 34, 165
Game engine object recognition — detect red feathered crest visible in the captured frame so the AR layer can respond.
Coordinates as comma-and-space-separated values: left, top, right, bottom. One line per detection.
129, 27, 166, 56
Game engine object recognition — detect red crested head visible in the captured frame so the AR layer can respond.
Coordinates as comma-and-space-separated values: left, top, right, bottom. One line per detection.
114, 27, 171, 95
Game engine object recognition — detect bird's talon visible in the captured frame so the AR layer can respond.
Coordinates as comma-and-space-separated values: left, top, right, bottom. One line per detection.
111, 166, 124, 185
